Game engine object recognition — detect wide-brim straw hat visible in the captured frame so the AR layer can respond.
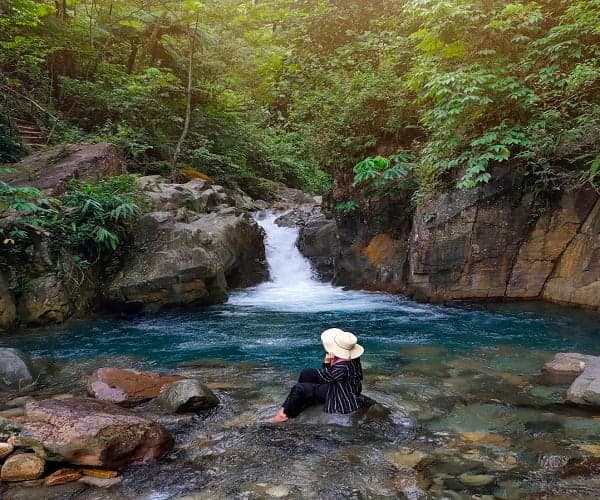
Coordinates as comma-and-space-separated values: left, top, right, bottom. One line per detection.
321, 328, 364, 360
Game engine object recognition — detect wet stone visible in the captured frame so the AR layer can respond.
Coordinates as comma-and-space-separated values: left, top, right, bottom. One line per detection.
458, 472, 495, 487
44, 468, 82, 486
0, 441, 14, 458
1, 453, 45, 481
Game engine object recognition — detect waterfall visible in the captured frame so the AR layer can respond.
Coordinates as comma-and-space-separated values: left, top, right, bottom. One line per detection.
227, 211, 399, 312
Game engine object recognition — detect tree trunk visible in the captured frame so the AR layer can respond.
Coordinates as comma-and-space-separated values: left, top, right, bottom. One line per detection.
171, 15, 200, 181
126, 40, 138, 74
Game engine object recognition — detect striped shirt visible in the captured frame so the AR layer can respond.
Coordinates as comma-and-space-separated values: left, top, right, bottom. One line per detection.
317, 358, 365, 414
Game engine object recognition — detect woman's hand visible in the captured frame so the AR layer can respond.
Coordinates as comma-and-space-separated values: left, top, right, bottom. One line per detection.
324, 352, 335, 364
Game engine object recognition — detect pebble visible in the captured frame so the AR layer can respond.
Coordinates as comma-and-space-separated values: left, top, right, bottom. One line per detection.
460, 432, 510, 447
0, 453, 45, 481
386, 449, 428, 468
577, 443, 600, 456
458, 472, 495, 487
78, 475, 121, 488
0, 441, 14, 459
265, 484, 289, 497
79, 467, 119, 478
45, 468, 82, 486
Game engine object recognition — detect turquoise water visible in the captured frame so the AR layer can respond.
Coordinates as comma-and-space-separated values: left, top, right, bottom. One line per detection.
2, 298, 599, 370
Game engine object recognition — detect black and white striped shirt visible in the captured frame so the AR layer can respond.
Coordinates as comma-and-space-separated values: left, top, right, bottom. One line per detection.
317, 358, 365, 414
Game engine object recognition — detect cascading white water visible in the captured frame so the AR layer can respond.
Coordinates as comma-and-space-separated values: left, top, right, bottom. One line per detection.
228, 211, 401, 312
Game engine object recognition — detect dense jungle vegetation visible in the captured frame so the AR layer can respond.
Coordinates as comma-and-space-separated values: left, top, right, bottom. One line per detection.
1, 0, 600, 204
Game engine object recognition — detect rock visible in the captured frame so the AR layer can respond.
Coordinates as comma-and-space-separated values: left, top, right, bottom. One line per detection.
44, 468, 82, 486
0, 272, 16, 331
105, 210, 267, 310
17, 274, 71, 326
576, 444, 600, 456
142, 178, 234, 213
542, 195, 600, 308
296, 208, 340, 280
566, 359, 600, 407
264, 485, 290, 498
386, 449, 428, 468
275, 184, 316, 206
20, 398, 173, 467
7, 143, 125, 196
0, 453, 45, 481
157, 379, 219, 413
458, 473, 495, 487
460, 432, 511, 447
542, 352, 594, 379
87, 367, 185, 406
0, 348, 35, 390
79, 468, 119, 478
0, 441, 14, 458
78, 475, 121, 488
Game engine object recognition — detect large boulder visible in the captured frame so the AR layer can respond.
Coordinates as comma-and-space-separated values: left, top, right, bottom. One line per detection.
296, 208, 340, 281
566, 358, 600, 408
20, 398, 173, 467
157, 379, 219, 413
87, 367, 184, 406
106, 209, 267, 310
0, 273, 16, 331
0, 348, 35, 390
7, 143, 125, 196
17, 274, 71, 326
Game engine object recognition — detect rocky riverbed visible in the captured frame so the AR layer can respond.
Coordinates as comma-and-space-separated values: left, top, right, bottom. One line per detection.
0, 345, 599, 499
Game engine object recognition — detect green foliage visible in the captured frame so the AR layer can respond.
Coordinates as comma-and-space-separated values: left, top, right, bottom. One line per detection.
0, 175, 148, 265
1, 0, 600, 202
334, 200, 359, 213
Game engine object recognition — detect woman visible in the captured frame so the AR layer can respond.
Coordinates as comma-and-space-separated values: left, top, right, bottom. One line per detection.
272, 328, 368, 422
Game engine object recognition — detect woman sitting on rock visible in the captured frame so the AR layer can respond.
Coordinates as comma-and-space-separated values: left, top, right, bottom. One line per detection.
272, 328, 368, 422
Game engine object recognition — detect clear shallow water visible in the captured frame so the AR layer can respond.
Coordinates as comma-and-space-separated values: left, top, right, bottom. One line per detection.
2, 212, 600, 499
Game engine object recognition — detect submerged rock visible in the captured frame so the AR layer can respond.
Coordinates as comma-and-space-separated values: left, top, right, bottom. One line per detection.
20, 398, 173, 467
157, 379, 219, 413
0, 453, 45, 482
87, 367, 184, 406
0, 348, 35, 390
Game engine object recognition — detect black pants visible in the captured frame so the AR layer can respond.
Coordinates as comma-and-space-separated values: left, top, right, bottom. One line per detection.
282, 368, 328, 418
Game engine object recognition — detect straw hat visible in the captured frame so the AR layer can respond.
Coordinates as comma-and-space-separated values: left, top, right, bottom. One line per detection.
321, 328, 364, 360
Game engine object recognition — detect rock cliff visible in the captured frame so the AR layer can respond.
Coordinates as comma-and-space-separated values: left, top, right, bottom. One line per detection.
298, 171, 600, 310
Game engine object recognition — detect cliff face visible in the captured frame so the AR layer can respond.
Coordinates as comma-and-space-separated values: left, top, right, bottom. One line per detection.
298, 172, 600, 310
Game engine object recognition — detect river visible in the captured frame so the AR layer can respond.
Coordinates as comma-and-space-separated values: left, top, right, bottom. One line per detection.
1, 211, 599, 498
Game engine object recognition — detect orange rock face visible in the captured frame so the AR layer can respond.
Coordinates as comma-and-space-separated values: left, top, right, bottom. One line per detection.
87, 367, 185, 406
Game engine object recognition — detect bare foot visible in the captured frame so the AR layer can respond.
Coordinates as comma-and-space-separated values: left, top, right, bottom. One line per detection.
272, 408, 289, 423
